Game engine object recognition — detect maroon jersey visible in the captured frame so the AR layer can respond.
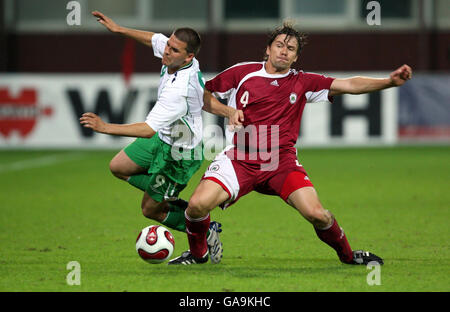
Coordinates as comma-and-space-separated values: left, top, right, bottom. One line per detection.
205, 62, 335, 163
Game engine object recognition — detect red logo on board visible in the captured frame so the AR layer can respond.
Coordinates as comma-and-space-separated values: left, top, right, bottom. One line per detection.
0, 88, 53, 138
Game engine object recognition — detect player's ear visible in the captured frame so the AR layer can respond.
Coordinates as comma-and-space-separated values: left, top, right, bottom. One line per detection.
186, 53, 194, 63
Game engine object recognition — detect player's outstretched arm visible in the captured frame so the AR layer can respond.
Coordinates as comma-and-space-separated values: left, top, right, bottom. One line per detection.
329, 64, 412, 96
80, 112, 156, 138
92, 11, 154, 48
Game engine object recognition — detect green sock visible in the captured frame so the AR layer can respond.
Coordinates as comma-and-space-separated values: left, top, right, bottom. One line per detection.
162, 210, 186, 232
161, 200, 188, 232
127, 178, 211, 236
162, 199, 210, 237
127, 174, 151, 192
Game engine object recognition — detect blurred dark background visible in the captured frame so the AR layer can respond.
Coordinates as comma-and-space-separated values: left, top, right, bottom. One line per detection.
1, 0, 449, 73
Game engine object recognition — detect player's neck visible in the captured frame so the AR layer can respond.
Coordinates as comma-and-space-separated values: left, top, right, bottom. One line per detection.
264, 61, 290, 75
168, 60, 193, 74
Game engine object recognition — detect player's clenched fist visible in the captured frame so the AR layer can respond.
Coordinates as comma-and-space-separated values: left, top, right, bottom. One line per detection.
79, 112, 107, 133
227, 109, 245, 132
389, 64, 412, 87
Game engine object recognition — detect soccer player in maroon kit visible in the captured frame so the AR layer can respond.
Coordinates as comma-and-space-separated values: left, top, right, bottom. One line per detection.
168, 22, 412, 265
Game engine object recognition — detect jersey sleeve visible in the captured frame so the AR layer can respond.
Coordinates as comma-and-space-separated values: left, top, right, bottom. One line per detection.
145, 85, 187, 132
204, 67, 238, 99
303, 73, 335, 103
151, 33, 168, 59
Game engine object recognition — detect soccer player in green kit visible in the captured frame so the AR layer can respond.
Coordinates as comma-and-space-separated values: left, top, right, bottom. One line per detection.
80, 11, 238, 264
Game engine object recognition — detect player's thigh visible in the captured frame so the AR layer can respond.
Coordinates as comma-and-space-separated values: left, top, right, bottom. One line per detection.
201, 148, 256, 211
287, 187, 332, 226
188, 179, 230, 218
109, 149, 146, 179
119, 137, 159, 171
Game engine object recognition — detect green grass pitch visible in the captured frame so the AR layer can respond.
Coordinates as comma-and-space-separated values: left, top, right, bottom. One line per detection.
0, 146, 449, 292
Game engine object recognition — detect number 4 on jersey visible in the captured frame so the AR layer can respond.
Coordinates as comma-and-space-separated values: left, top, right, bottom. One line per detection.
240, 90, 249, 108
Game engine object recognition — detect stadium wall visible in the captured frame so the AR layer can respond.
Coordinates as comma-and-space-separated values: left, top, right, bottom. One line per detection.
4, 31, 450, 73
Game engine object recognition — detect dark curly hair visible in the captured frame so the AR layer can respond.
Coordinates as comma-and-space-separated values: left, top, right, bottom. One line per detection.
264, 20, 307, 61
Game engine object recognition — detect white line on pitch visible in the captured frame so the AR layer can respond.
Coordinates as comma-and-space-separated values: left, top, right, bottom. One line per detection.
0, 152, 87, 173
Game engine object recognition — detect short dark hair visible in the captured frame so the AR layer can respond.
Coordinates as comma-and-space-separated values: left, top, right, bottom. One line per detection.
173, 28, 201, 56
264, 20, 307, 60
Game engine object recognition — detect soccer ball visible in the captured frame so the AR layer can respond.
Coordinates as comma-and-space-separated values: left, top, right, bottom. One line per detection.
136, 225, 175, 264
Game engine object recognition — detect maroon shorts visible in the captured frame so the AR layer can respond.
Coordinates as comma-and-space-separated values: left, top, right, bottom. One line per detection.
202, 146, 314, 208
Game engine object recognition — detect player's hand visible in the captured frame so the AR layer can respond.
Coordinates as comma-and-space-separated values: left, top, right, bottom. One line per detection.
80, 112, 107, 133
227, 109, 244, 132
389, 64, 412, 86
92, 11, 122, 33
230, 109, 244, 125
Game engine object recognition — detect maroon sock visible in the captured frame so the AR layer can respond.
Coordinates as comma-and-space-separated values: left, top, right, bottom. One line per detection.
185, 211, 210, 259
315, 219, 353, 263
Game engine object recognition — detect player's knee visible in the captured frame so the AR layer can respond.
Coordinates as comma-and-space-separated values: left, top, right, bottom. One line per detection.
109, 158, 127, 180
304, 206, 332, 228
187, 196, 210, 219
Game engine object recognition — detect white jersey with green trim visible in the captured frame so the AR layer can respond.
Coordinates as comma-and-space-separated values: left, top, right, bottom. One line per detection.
145, 33, 205, 150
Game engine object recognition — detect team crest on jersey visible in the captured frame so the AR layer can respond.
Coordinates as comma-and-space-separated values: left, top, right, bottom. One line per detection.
209, 164, 220, 172
289, 93, 298, 104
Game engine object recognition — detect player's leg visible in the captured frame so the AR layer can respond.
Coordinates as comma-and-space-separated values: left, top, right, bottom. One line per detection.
168, 148, 252, 265
109, 138, 155, 191
287, 187, 354, 263
168, 179, 230, 264
187, 179, 230, 218
141, 190, 191, 232
109, 149, 147, 180
139, 169, 189, 229
287, 185, 383, 265
187, 179, 229, 254
141, 179, 225, 264
141, 183, 221, 250
114, 136, 198, 232
268, 153, 383, 265
110, 138, 190, 230
141, 191, 169, 221
286, 186, 333, 228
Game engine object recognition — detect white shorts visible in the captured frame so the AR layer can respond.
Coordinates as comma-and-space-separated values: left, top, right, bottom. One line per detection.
202, 146, 239, 208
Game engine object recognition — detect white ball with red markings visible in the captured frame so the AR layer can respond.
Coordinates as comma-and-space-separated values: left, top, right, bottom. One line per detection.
135, 225, 175, 264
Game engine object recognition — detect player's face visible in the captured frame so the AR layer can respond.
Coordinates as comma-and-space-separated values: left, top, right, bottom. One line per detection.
266, 34, 299, 73
162, 34, 194, 73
